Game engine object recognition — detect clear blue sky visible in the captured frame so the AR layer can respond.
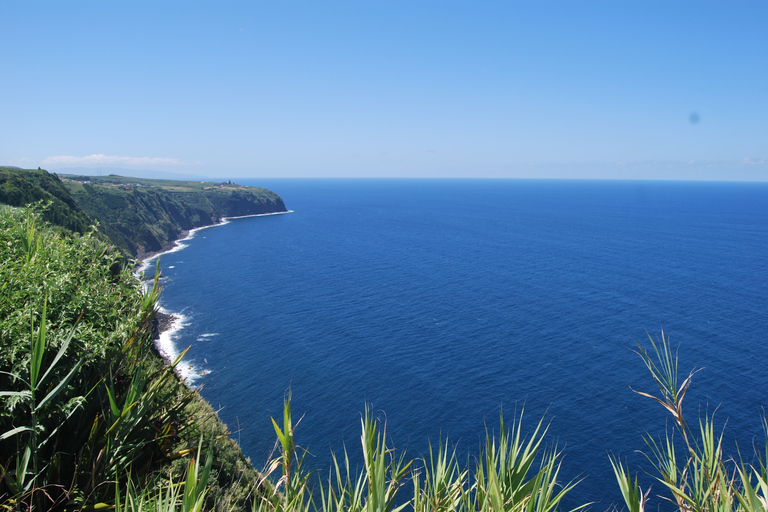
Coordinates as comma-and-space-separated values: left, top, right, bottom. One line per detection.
2, 1, 766, 180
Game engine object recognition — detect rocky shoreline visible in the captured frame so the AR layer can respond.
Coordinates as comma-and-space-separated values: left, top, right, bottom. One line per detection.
136, 230, 190, 261
150, 310, 179, 366
136, 210, 291, 261
152, 310, 177, 340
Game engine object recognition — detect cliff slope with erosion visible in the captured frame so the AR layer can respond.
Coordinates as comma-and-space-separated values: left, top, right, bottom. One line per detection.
61, 174, 288, 258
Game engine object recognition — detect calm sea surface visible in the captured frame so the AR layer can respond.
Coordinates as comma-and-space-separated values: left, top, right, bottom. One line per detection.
149, 179, 768, 509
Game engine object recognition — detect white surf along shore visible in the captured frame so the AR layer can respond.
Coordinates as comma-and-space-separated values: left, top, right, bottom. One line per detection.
138, 210, 293, 385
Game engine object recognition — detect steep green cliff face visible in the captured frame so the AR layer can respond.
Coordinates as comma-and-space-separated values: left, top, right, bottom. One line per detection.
63, 176, 287, 257
0, 167, 93, 234
0, 169, 288, 258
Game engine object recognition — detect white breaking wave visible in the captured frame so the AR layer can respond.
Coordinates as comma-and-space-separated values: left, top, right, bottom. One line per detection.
139, 210, 293, 385
154, 309, 199, 384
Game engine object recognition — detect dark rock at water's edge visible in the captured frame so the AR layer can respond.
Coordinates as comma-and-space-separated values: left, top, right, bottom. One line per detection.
151, 310, 178, 365
153, 310, 176, 338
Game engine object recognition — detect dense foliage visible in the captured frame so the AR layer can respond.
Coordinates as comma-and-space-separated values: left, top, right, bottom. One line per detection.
0, 168, 92, 235
0, 207, 260, 511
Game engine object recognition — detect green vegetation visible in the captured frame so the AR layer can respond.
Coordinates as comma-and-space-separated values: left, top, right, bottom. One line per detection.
0, 168, 92, 235
3, 169, 768, 511
249, 393, 584, 512
0, 168, 287, 258
61, 174, 287, 257
611, 332, 768, 512
0, 207, 261, 511
60, 175, 257, 192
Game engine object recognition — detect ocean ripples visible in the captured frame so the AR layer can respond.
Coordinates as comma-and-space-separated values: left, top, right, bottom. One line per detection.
153, 179, 768, 508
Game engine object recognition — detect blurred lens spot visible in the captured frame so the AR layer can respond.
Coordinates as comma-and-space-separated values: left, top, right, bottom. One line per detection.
689, 112, 701, 124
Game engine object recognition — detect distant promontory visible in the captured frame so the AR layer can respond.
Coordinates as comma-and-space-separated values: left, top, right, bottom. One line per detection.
0, 167, 288, 258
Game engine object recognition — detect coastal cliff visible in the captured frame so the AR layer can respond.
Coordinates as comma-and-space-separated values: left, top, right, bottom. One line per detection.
62, 174, 288, 258
0, 169, 276, 510
0, 167, 288, 258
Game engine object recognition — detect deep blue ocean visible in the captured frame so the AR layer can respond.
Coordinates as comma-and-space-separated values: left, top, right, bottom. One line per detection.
148, 179, 768, 509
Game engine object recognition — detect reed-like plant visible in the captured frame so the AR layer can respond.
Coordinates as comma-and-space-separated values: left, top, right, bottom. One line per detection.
257, 393, 585, 512
253, 392, 313, 512
314, 406, 412, 512
0, 209, 208, 510
471, 411, 585, 512
611, 330, 768, 512
112, 438, 213, 512
0, 299, 85, 509
412, 439, 466, 512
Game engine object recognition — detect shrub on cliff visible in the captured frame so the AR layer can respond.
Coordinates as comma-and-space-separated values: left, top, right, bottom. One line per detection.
0, 168, 92, 234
